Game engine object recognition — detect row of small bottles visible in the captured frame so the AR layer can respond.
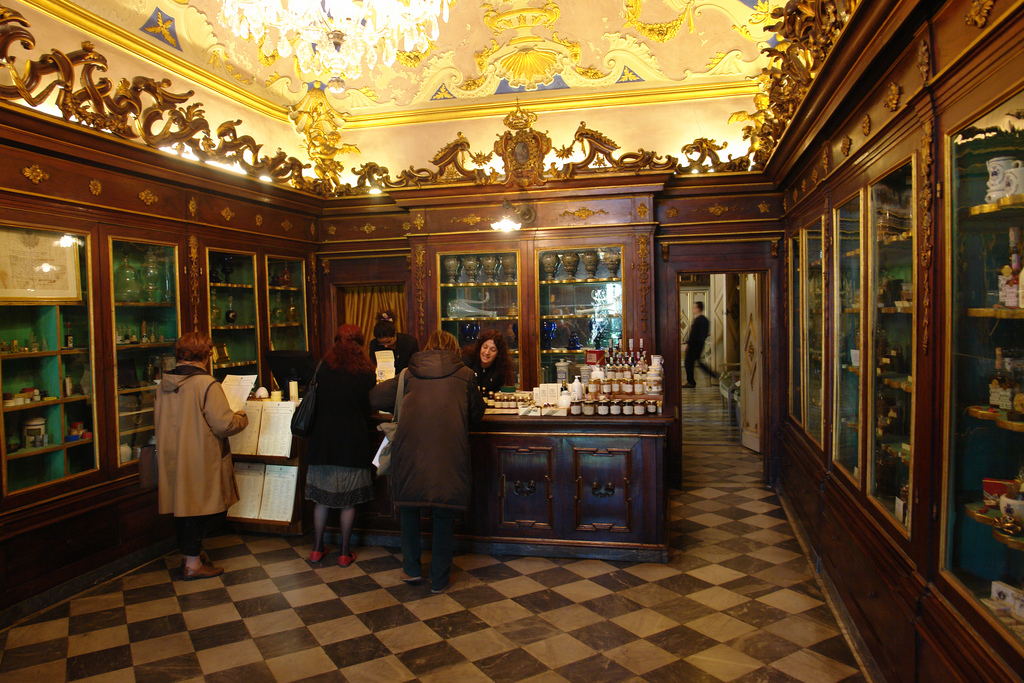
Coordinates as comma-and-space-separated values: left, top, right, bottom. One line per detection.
996, 226, 1024, 308
988, 347, 1024, 413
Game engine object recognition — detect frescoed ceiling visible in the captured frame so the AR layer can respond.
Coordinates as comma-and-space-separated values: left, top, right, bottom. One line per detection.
7, 0, 782, 188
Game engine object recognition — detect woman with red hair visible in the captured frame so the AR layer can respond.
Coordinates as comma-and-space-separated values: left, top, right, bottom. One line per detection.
304, 324, 376, 566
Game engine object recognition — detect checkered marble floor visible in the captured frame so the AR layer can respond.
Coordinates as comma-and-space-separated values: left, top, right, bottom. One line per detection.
680, 385, 741, 444
0, 444, 867, 683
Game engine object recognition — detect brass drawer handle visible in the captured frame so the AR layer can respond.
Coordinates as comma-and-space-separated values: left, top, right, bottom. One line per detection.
591, 482, 615, 497
514, 480, 536, 496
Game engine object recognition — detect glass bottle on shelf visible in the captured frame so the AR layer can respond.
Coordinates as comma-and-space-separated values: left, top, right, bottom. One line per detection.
225, 296, 237, 324
208, 249, 258, 380
266, 256, 308, 353
140, 247, 162, 302
113, 249, 142, 302
834, 194, 862, 479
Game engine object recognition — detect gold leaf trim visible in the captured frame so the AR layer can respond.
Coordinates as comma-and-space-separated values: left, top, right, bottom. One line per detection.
758, 202, 770, 214
966, 0, 995, 28
139, 189, 158, 206
282, 220, 292, 232
637, 203, 649, 218
221, 207, 234, 221
667, 207, 679, 218
21, 165, 49, 184
328, 226, 337, 235
189, 197, 197, 217
841, 136, 852, 157
862, 115, 871, 136
559, 208, 608, 220
188, 235, 200, 331
413, 245, 426, 338
255, 214, 263, 227
452, 215, 483, 226
636, 233, 651, 333
354, 223, 378, 234
89, 179, 102, 196
917, 40, 931, 82
884, 82, 902, 112
322, 257, 330, 275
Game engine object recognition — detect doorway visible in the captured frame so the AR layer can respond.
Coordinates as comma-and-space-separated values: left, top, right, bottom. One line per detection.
678, 272, 765, 452
333, 284, 409, 351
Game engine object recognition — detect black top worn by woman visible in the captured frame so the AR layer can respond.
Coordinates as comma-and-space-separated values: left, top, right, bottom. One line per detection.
305, 367, 376, 468
465, 356, 504, 394
369, 332, 419, 373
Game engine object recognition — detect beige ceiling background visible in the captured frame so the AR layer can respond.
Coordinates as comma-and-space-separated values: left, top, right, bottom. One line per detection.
7, 0, 780, 186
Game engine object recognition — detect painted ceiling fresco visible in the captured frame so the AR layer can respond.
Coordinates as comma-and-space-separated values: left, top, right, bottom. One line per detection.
8, 0, 783, 187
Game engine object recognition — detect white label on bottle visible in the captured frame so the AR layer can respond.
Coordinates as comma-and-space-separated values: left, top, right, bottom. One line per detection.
990, 382, 1001, 407
1000, 275, 1010, 305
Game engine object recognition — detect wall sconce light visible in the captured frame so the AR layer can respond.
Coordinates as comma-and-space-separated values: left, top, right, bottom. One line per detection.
491, 199, 535, 231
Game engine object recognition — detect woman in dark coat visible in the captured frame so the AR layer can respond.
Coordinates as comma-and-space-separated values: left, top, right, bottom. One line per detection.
464, 330, 516, 394
305, 324, 376, 567
370, 330, 485, 592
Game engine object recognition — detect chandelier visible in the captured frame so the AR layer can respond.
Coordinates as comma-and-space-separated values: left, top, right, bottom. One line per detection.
218, 0, 453, 93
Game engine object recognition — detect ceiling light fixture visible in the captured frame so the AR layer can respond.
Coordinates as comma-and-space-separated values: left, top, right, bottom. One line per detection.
219, 0, 453, 91
492, 199, 535, 232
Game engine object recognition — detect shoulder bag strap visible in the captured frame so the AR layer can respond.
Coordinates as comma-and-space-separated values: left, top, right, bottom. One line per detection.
393, 369, 407, 423
307, 360, 324, 394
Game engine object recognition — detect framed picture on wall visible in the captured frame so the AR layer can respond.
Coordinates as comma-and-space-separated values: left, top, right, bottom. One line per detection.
0, 225, 82, 301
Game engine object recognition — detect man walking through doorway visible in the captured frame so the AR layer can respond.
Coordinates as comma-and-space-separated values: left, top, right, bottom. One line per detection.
683, 301, 717, 387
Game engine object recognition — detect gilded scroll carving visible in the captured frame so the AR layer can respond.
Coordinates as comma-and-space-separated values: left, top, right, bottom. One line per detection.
309, 253, 319, 343
560, 208, 608, 220
862, 115, 871, 137
89, 179, 101, 196
413, 245, 426, 338
733, 0, 855, 170
452, 215, 484, 226
221, 207, 234, 221
635, 233, 651, 333
189, 197, 197, 217
188, 235, 199, 331
966, 0, 995, 28
139, 189, 158, 206
919, 119, 935, 355
841, 135, 852, 157
918, 40, 931, 82
884, 82, 902, 112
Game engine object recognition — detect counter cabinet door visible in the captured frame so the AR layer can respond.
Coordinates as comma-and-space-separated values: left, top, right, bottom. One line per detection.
487, 436, 557, 536
565, 436, 642, 540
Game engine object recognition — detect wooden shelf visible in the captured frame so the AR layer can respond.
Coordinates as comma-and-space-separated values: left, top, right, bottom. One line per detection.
540, 313, 621, 320
116, 341, 175, 350
118, 385, 157, 395
1, 349, 59, 359
6, 442, 66, 460
268, 285, 302, 291
966, 307, 1024, 319
270, 322, 302, 328
878, 306, 913, 314
844, 364, 861, 375
540, 277, 621, 285
967, 405, 1024, 432
439, 281, 518, 288
119, 407, 154, 417
113, 301, 175, 307
213, 360, 257, 369
119, 425, 154, 437
541, 349, 588, 354
967, 193, 1024, 216
882, 375, 913, 393
209, 282, 254, 289
211, 324, 256, 331
3, 396, 82, 413
441, 316, 518, 322
843, 307, 861, 314
964, 502, 1024, 552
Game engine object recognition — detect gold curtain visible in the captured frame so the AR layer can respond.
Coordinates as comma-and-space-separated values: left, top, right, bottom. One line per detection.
342, 285, 407, 351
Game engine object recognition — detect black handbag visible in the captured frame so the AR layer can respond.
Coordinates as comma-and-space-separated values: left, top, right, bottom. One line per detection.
290, 360, 323, 438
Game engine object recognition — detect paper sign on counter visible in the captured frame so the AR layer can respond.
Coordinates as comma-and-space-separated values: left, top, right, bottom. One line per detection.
375, 350, 395, 382
258, 465, 298, 522
228, 462, 265, 519
221, 374, 257, 412
256, 402, 295, 458
228, 401, 264, 455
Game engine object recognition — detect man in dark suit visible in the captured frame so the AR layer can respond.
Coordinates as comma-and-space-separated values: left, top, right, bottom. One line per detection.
683, 301, 717, 387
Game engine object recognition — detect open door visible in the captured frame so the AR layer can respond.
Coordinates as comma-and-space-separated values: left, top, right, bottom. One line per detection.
740, 273, 763, 452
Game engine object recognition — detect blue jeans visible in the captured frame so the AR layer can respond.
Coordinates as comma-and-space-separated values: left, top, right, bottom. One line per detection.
399, 506, 456, 591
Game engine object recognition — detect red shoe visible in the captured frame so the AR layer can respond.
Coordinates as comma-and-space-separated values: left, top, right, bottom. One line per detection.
338, 553, 355, 567
309, 548, 330, 563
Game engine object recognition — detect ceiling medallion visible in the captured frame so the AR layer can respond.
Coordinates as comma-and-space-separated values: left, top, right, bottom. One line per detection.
21, 165, 49, 185
89, 179, 102, 196
139, 189, 158, 206
885, 82, 902, 112
218, 0, 454, 89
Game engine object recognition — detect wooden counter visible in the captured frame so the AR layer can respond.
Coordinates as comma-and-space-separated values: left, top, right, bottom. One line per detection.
354, 414, 672, 562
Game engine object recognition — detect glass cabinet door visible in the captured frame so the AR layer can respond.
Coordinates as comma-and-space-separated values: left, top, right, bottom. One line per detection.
790, 235, 803, 424
0, 226, 97, 494
266, 257, 307, 352
207, 249, 259, 382
537, 246, 622, 384
868, 162, 915, 530
835, 196, 863, 480
438, 250, 520, 385
111, 239, 179, 464
805, 224, 825, 445
945, 89, 1024, 648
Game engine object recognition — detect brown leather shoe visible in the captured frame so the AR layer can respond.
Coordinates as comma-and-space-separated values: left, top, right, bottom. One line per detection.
182, 563, 224, 581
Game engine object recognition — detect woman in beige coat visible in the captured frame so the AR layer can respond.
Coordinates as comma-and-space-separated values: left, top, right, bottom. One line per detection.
155, 332, 248, 580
